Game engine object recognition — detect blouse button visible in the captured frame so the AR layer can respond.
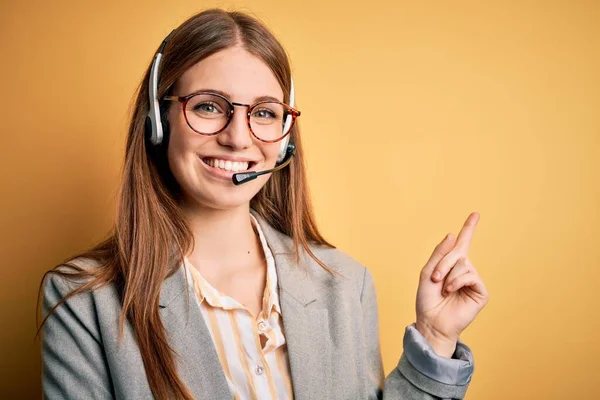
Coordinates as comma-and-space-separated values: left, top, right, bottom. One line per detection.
258, 321, 268, 331
255, 365, 264, 375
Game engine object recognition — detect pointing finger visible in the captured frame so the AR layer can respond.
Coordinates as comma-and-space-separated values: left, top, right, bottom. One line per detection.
455, 212, 480, 253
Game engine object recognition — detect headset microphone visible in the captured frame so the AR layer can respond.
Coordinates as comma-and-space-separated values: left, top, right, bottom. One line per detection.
232, 143, 296, 185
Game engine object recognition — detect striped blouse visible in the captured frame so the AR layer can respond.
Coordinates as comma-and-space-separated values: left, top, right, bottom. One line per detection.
184, 215, 294, 400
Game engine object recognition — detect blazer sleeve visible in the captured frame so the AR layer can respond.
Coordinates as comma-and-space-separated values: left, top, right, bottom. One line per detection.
360, 267, 475, 400
41, 270, 114, 399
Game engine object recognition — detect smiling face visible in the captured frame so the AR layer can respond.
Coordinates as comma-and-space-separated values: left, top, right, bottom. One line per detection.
165, 46, 285, 211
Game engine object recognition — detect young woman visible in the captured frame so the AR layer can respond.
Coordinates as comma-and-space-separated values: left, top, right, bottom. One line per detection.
38, 8, 489, 400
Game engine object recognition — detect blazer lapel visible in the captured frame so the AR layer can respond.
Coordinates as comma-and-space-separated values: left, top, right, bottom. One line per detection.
253, 211, 332, 400
159, 265, 232, 399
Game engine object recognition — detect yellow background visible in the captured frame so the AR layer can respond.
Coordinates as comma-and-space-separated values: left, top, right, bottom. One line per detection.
1, 1, 599, 398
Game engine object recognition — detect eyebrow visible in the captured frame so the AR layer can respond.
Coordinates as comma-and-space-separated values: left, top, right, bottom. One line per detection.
187, 88, 283, 103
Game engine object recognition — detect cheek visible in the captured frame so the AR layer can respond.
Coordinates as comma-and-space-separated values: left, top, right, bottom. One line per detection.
166, 121, 208, 184
261, 141, 283, 167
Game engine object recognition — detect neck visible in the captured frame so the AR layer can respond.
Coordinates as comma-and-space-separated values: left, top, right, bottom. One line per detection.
181, 201, 262, 276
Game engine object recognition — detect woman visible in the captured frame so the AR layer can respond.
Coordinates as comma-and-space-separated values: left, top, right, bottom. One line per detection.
38, 8, 489, 400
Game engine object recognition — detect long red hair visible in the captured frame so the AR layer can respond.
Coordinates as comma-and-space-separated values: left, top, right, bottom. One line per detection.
36, 8, 334, 400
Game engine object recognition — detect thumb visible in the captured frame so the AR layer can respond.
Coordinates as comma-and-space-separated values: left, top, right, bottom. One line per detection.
422, 233, 457, 277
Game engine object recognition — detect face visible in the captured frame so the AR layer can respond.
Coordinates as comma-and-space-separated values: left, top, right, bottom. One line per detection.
166, 46, 285, 211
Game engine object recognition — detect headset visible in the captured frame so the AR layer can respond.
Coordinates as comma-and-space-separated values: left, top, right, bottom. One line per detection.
144, 30, 297, 185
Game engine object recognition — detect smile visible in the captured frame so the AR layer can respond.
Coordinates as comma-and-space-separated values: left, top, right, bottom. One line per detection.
201, 158, 256, 173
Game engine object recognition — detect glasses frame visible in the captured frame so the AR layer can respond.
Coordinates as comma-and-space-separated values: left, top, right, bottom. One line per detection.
162, 91, 301, 143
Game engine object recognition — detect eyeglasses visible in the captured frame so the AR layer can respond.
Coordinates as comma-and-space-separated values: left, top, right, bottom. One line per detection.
162, 91, 301, 143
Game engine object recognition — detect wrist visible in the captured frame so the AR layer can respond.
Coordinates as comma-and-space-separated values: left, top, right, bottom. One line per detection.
415, 321, 457, 359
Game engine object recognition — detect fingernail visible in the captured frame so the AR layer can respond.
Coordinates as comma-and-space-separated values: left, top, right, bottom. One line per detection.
433, 271, 441, 280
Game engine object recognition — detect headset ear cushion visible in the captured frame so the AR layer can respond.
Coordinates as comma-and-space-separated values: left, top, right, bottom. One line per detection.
145, 116, 153, 143
159, 105, 170, 146
277, 135, 289, 163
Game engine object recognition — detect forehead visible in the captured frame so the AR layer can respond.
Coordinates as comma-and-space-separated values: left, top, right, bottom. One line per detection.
174, 46, 284, 103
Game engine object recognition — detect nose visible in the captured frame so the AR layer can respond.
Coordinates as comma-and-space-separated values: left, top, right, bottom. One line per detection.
216, 106, 253, 150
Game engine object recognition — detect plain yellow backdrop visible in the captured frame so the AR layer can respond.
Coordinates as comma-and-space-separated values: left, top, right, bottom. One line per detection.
1, 0, 599, 398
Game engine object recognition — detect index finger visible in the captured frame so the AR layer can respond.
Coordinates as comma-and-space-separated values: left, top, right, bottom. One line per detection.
455, 212, 480, 252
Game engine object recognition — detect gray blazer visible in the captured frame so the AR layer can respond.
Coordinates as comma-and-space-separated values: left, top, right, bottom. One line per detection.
42, 212, 475, 399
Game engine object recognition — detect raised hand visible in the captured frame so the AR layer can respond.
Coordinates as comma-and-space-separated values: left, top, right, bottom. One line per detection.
415, 212, 490, 358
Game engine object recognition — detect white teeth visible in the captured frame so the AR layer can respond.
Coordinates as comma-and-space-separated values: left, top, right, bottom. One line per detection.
205, 158, 250, 172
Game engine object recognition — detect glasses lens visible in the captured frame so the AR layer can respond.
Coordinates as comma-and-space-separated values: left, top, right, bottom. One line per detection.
250, 102, 291, 141
184, 94, 231, 134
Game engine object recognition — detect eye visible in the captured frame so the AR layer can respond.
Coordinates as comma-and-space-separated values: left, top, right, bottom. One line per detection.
193, 102, 223, 114
252, 108, 277, 120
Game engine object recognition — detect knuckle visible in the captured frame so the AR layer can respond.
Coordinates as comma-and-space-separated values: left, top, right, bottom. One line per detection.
435, 263, 448, 275
460, 257, 475, 270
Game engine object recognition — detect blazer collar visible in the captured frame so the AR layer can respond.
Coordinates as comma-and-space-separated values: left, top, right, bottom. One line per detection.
158, 261, 188, 309
250, 209, 319, 306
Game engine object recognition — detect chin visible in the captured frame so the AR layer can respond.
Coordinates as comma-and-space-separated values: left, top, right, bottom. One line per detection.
189, 182, 263, 211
